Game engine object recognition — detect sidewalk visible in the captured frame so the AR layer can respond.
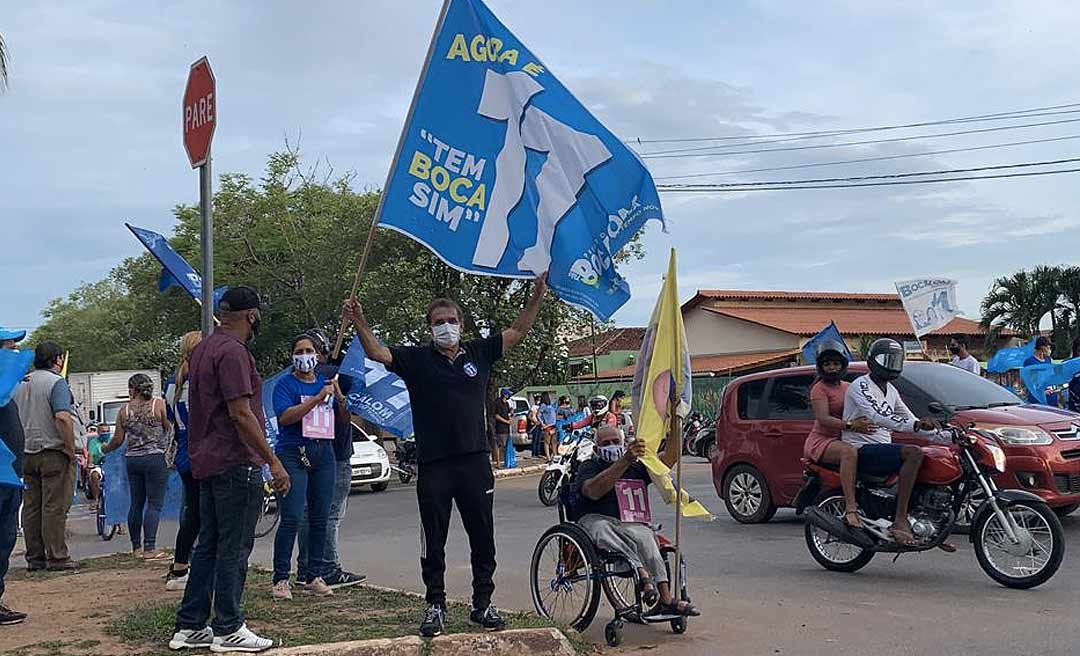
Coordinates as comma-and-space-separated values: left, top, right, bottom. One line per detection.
0, 554, 585, 656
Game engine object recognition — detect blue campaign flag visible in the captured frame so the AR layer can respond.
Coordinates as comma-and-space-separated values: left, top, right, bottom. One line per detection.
127, 223, 205, 302
1020, 357, 1080, 405
377, 0, 664, 320
262, 368, 291, 449
0, 347, 33, 407
987, 338, 1038, 374
158, 267, 230, 310
0, 438, 21, 488
802, 322, 854, 366
339, 337, 414, 438
102, 442, 183, 525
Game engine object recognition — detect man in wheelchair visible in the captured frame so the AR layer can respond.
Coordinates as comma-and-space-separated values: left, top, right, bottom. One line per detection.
575, 426, 700, 618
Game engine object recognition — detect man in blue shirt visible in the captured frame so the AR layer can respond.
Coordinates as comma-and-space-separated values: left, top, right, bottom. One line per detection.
1024, 336, 1059, 406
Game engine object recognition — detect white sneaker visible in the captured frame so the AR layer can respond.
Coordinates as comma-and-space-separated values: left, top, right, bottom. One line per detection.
210, 624, 275, 653
166, 572, 189, 592
303, 577, 333, 597
169, 626, 214, 650
272, 580, 292, 600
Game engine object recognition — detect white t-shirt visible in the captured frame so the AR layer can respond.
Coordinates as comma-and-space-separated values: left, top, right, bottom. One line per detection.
842, 374, 919, 447
950, 354, 981, 375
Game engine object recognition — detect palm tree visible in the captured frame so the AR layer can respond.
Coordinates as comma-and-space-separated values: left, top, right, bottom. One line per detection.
1031, 264, 1063, 339
1058, 266, 1080, 348
981, 270, 1042, 338
0, 33, 8, 92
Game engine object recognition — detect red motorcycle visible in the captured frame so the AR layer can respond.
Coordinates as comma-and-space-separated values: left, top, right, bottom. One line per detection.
798, 411, 1065, 589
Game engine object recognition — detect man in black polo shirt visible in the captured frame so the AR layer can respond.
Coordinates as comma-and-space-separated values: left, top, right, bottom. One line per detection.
342, 275, 546, 637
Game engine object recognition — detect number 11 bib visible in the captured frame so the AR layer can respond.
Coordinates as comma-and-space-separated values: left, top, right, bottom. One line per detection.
615, 479, 652, 524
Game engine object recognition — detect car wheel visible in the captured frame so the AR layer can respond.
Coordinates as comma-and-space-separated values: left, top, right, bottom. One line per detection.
1053, 503, 1079, 517
722, 465, 775, 524
370, 482, 389, 492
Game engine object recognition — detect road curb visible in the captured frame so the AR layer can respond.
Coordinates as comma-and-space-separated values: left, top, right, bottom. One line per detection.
494, 463, 547, 479
265, 628, 575, 656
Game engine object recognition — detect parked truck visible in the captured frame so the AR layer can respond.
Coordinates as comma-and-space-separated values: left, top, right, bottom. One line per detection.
69, 370, 161, 431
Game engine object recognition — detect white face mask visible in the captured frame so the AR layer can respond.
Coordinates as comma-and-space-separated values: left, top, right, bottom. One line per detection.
293, 353, 318, 374
598, 444, 625, 464
432, 323, 460, 348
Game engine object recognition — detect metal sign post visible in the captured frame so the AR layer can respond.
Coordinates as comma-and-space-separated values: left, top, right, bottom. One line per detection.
183, 57, 217, 337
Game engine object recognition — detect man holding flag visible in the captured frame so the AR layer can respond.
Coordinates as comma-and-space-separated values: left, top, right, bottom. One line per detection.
341, 274, 545, 638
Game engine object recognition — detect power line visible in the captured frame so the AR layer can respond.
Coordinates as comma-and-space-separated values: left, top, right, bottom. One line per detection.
656, 166, 1080, 192
639, 116, 1080, 159
658, 156, 1080, 189
654, 133, 1080, 180
632, 101, 1080, 145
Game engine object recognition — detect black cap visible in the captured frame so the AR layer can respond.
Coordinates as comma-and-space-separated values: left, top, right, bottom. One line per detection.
218, 286, 262, 312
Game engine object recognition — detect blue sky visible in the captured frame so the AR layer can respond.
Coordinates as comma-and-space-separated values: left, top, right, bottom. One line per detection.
3, 0, 1080, 334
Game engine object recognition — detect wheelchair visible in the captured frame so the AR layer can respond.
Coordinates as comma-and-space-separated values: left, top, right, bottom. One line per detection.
528, 463, 692, 647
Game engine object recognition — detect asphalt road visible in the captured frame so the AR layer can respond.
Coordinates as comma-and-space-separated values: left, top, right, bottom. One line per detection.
60, 460, 1079, 656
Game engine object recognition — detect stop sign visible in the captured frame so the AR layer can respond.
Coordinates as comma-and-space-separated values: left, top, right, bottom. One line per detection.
182, 57, 216, 168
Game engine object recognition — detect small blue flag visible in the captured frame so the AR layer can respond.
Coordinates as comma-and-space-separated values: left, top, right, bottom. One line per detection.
261, 368, 291, 449
987, 338, 1038, 374
802, 322, 854, 366
102, 442, 183, 525
377, 0, 664, 320
0, 347, 33, 407
1020, 357, 1080, 405
338, 337, 414, 438
0, 438, 22, 488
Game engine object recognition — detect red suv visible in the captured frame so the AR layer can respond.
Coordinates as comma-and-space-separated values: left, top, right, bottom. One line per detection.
711, 362, 1080, 523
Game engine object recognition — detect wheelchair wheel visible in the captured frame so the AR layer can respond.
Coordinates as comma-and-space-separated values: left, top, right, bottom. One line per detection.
671, 617, 687, 634
530, 523, 602, 632
605, 619, 623, 647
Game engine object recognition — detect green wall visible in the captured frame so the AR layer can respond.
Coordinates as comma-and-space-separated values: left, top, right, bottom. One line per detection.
521, 374, 735, 417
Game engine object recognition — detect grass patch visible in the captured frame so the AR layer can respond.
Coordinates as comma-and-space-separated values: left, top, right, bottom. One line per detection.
7, 552, 153, 582
107, 568, 590, 652
5, 639, 106, 656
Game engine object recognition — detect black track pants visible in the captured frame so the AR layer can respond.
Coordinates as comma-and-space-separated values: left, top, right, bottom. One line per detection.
417, 452, 496, 609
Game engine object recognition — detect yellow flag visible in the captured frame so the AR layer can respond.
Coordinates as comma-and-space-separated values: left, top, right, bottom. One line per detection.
630, 249, 712, 519
59, 351, 69, 378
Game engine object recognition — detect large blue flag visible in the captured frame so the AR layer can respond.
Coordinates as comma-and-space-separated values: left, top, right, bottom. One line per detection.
377, 0, 664, 320
102, 441, 183, 525
339, 337, 414, 438
987, 338, 1037, 374
128, 224, 205, 300
1020, 357, 1080, 405
802, 322, 854, 366
158, 267, 230, 309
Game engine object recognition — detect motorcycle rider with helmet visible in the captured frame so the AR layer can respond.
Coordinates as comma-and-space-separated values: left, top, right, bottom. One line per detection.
804, 341, 873, 528
841, 339, 938, 546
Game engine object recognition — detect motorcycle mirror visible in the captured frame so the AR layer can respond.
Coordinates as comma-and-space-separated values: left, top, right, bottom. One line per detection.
927, 401, 949, 417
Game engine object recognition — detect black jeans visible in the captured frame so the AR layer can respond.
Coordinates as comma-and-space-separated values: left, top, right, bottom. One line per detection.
125, 453, 169, 551
174, 470, 201, 565
175, 464, 262, 636
417, 452, 496, 609
0, 485, 22, 602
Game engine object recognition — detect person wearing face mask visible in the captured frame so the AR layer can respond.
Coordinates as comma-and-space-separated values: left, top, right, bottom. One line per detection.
947, 335, 981, 376
269, 334, 349, 600
341, 274, 547, 638
575, 425, 699, 618
170, 286, 291, 654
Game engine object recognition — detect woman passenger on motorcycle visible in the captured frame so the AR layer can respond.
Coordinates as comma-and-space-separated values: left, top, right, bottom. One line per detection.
804, 341, 872, 528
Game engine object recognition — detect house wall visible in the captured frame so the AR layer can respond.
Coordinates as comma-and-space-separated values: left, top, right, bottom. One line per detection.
568, 349, 638, 376
684, 308, 799, 356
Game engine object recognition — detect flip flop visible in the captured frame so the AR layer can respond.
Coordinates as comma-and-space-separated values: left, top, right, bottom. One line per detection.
843, 510, 864, 530
937, 542, 957, 553
889, 526, 918, 546
652, 600, 700, 617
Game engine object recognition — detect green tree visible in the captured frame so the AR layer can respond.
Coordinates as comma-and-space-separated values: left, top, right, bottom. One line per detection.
32, 149, 641, 392
981, 270, 1045, 339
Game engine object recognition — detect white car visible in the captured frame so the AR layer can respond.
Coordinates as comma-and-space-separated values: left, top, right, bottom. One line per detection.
349, 423, 392, 492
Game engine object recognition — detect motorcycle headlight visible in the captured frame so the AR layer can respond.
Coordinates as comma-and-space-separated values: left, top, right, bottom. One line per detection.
980, 426, 1053, 446
984, 443, 1007, 473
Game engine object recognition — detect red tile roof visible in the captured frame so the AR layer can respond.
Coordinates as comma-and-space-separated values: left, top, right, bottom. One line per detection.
702, 306, 988, 337
694, 289, 899, 302
574, 349, 800, 381
566, 327, 646, 357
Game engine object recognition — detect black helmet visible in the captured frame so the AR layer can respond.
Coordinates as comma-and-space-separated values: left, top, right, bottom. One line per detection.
815, 339, 849, 383
867, 338, 905, 381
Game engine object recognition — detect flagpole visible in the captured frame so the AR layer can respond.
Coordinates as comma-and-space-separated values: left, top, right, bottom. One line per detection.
669, 249, 684, 607
331, 0, 454, 359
